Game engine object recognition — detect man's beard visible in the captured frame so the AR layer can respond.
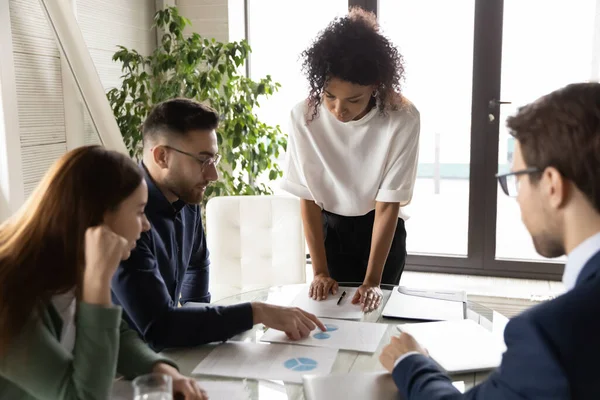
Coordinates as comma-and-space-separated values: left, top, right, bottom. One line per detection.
164, 175, 205, 204
532, 232, 565, 259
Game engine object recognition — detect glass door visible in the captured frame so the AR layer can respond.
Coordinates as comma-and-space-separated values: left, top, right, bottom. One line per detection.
495, 0, 599, 263
379, 0, 476, 257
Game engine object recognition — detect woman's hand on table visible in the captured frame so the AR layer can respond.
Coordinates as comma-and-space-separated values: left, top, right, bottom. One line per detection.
309, 273, 339, 301
352, 283, 383, 312
152, 363, 208, 400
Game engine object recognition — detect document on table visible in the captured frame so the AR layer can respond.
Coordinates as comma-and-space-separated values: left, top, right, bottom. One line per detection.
195, 381, 249, 400
397, 319, 506, 373
260, 318, 388, 353
191, 341, 338, 384
303, 372, 467, 399
303, 372, 399, 400
382, 286, 466, 321
291, 286, 364, 320
110, 379, 248, 400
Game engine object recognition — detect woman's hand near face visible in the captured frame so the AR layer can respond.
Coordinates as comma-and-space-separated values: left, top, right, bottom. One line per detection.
82, 225, 130, 306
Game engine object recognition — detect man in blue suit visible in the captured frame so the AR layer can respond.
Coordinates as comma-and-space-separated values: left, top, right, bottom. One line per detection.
380, 82, 600, 399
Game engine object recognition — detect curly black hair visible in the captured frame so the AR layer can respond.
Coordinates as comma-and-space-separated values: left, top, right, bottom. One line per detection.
300, 7, 406, 122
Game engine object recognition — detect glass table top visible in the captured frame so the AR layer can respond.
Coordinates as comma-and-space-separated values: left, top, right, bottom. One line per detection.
149, 283, 501, 399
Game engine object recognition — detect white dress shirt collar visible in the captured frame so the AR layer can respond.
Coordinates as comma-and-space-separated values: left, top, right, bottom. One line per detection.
563, 231, 600, 291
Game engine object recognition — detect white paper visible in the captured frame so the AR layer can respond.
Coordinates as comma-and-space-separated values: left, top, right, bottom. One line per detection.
397, 319, 506, 373
260, 318, 388, 353
303, 372, 399, 400
291, 286, 364, 320
110, 379, 248, 400
382, 286, 465, 321
195, 381, 249, 400
192, 342, 338, 384
492, 310, 509, 344
452, 380, 466, 393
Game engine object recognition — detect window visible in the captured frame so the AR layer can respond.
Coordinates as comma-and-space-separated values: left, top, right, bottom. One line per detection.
495, 0, 597, 262
379, 0, 475, 256
247, 0, 348, 192
243, 0, 589, 278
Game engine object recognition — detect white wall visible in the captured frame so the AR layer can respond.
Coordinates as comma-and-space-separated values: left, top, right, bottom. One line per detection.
3, 0, 239, 221
9, 0, 68, 199
0, 0, 25, 222
2, 0, 157, 218
77, 0, 156, 146
176, 0, 229, 42
77, 0, 156, 91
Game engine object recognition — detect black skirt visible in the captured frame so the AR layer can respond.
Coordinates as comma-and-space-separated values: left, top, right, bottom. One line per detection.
321, 209, 407, 285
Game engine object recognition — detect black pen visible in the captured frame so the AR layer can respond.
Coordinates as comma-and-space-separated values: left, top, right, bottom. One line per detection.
336, 290, 347, 305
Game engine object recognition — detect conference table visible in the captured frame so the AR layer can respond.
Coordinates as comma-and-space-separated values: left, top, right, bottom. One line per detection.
143, 282, 502, 399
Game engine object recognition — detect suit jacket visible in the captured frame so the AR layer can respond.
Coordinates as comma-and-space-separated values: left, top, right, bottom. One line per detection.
392, 250, 600, 399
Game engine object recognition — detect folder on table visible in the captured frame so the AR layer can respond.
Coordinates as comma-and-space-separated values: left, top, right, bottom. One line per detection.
397, 319, 506, 373
382, 286, 467, 321
303, 372, 399, 400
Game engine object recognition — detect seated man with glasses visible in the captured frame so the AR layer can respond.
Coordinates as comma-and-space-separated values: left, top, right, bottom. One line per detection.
380, 82, 600, 399
112, 98, 325, 351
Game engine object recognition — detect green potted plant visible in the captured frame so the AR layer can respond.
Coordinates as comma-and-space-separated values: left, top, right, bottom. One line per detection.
107, 6, 286, 206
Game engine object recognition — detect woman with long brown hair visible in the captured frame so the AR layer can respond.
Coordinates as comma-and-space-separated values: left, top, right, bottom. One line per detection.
0, 146, 206, 399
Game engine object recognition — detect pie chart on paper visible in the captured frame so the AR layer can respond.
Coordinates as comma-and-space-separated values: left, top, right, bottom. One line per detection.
284, 357, 318, 372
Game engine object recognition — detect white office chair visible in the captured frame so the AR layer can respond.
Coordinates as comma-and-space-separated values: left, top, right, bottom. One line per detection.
205, 195, 307, 301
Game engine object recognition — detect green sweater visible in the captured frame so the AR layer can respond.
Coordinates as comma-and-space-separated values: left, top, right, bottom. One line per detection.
0, 302, 178, 400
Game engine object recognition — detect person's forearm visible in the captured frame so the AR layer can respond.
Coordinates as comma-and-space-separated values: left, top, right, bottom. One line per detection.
82, 272, 113, 306
153, 362, 180, 376
136, 303, 254, 350
301, 199, 329, 276
251, 302, 265, 325
365, 202, 400, 285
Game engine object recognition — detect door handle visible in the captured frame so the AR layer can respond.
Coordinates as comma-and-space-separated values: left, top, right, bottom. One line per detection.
488, 99, 512, 109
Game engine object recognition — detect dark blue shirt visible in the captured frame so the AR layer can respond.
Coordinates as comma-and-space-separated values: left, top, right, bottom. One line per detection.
111, 164, 253, 350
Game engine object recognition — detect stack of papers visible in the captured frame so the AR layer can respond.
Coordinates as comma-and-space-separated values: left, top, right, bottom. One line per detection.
192, 341, 338, 384
382, 286, 466, 321
397, 319, 506, 373
260, 318, 388, 353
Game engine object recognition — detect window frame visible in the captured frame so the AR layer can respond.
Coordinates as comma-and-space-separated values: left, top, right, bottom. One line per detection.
246, 0, 565, 280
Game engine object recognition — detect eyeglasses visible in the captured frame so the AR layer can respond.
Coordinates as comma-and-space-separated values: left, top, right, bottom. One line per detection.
163, 145, 221, 171
495, 167, 540, 197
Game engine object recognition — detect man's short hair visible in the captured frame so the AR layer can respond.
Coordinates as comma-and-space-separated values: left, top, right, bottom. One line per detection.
142, 98, 219, 145
507, 82, 600, 211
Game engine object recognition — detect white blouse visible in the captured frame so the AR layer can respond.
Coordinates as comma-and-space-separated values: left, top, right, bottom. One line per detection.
51, 290, 77, 353
281, 99, 420, 218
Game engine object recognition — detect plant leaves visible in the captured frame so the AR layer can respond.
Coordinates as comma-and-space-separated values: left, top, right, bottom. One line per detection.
107, 6, 287, 207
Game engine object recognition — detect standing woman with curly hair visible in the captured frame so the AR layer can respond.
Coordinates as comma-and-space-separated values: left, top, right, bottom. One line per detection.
281, 7, 420, 312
